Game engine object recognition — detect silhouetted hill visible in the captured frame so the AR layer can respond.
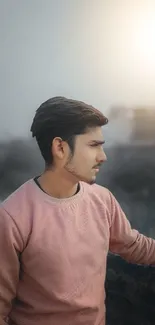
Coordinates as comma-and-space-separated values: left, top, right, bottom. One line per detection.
106, 255, 155, 325
0, 138, 43, 200
97, 144, 155, 237
97, 144, 155, 324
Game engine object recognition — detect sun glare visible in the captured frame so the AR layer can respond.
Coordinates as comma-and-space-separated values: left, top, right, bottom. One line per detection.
132, 12, 155, 63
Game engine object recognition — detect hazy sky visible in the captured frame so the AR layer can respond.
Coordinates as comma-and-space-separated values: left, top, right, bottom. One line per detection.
1, 0, 155, 138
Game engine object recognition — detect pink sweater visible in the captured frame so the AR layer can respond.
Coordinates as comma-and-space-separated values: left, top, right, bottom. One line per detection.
0, 179, 155, 325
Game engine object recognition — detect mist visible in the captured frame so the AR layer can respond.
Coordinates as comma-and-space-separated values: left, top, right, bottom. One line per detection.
1, 0, 155, 138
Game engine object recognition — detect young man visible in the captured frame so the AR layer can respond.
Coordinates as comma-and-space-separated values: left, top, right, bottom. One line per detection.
0, 96, 155, 325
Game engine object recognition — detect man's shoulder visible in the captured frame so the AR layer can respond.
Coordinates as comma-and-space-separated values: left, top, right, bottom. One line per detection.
0, 179, 37, 247
0, 178, 35, 216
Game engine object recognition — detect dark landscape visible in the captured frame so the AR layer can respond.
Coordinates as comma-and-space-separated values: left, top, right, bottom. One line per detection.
1, 137, 155, 325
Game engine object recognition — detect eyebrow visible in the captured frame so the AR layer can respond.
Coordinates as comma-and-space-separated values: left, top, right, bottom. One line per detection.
88, 140, 105, 145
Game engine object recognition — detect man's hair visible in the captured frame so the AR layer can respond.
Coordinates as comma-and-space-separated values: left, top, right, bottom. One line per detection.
30, 96, 108, 165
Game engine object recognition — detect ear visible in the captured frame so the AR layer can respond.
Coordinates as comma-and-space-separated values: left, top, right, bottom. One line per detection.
52, 137, 67, 160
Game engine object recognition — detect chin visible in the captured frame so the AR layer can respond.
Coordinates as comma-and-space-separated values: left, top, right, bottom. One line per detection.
74, 172, 96, 185
89, 179, 96, 185
82, 177, 96, 185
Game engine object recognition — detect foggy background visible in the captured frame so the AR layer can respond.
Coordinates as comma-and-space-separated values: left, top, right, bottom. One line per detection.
1, 1, 155, 324
1, 0, 155, 138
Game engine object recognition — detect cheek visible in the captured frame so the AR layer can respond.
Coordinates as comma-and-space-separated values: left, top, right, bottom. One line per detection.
78, 150, 91, 163
71, 147, 95, 167
78, 152, 95, 170
69, 154, 85, 170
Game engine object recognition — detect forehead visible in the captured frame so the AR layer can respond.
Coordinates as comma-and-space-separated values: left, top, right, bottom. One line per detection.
78, 127, 104, 142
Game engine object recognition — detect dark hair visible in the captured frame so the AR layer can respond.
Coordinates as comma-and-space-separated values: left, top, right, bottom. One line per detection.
30, 96, 108, 165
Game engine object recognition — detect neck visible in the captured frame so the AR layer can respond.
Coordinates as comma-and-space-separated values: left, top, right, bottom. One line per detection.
37, 169, 79, 199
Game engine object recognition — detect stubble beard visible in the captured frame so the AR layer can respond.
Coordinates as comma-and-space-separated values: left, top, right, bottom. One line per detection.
64, 160, 96, 185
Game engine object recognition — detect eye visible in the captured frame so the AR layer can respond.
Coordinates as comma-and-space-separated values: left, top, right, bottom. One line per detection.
90, 143, 104, 147
90, 144, 98, 147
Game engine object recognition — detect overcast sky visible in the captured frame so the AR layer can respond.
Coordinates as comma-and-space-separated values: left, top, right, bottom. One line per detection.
1, 0, 155, 139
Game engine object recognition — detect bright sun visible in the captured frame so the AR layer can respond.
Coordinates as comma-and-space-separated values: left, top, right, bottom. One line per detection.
131, 11, 155, 63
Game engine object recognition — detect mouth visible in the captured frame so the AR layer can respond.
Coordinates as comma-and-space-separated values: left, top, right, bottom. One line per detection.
93, 166, 100, 172
93, 164, 101, 169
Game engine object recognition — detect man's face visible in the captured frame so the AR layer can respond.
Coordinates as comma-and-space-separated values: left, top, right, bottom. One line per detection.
64, 127, 107, 184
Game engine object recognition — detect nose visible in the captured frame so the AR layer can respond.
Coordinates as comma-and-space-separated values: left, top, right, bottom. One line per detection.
96, 149, 107, 165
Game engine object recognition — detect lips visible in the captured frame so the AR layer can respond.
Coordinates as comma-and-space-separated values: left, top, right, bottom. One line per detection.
93, 165, 101, 169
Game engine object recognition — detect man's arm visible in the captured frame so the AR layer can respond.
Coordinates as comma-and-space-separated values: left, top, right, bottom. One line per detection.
0, 206, 23, 324
108, 191, 155, 265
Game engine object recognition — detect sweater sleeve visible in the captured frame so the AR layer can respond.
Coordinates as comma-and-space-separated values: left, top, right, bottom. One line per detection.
0, 206, 24, 324
108, 191, 155, 265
